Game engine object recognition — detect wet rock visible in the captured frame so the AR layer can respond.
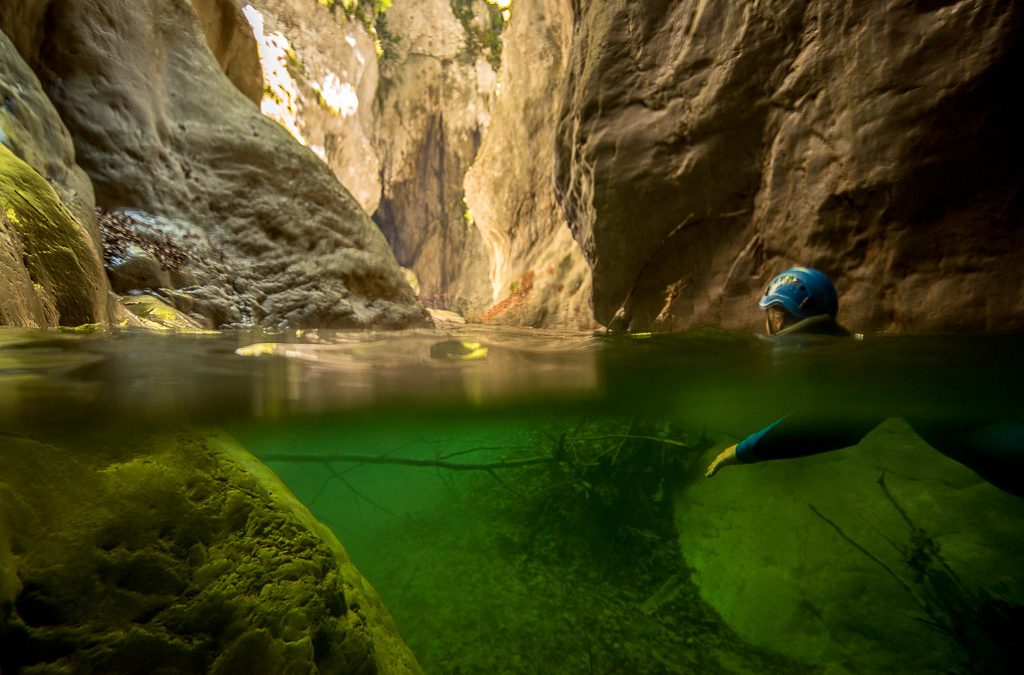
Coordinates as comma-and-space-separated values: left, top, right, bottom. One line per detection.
0, 428, 422, 674
0, 29, 99, 246
0, 144, 114, 327
0, 0, 428, 329
680, 419, 1024, 673
554, 0, 1024, 332
464, 0, 595, 329
120, 293, 207, 331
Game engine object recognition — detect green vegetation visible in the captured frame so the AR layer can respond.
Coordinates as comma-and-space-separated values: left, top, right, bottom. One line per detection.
317, 0, 392, 32
450, 0, 508, 70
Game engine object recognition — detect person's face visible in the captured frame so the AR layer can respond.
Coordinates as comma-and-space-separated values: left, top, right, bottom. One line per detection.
765, 306, 790, 335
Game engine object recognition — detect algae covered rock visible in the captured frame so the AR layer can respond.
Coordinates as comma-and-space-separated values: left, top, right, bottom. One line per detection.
680, 419, 1024, 673
0, 428, 421, 674
0, 144, 113, 327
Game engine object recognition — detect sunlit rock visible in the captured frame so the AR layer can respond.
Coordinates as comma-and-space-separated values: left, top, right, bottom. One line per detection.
192, 0, 264, 104
555, 0, 1024, 332
238, 0, 384, 215
0, 428, 422, 673
464, 0, 595, 329
373, 0, 501, 316
0, 0, 427, 329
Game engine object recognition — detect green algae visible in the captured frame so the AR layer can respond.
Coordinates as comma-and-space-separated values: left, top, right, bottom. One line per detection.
0, 428, 420, 674
0, 143, 107, 327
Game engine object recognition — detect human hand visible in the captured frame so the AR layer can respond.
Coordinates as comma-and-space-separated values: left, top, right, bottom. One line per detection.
705, 444, 739, 478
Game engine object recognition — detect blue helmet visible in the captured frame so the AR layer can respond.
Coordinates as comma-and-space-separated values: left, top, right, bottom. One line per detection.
758, 267, 838, 319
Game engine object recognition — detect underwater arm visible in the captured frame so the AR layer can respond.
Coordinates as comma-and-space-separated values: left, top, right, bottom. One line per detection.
705, 412, 883, 477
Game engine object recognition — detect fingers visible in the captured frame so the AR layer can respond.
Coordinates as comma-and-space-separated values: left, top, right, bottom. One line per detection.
705, 444, 738, 479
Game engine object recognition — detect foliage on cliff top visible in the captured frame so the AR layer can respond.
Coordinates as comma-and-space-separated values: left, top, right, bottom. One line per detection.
451, 0, 508, 70
317, 0, 392, 32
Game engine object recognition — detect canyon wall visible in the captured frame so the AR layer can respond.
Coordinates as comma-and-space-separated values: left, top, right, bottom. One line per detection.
555, 0, 1024, 332
372, 0, 499, 316
464, 0, 594, 328
0, 0, 427, 329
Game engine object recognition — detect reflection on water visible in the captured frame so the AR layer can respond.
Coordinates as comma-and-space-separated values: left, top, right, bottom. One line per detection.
2, 326, 1022, 429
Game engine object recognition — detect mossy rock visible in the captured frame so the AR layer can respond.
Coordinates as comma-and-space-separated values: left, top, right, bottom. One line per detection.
0, 143, 110, 327
0, 428, 421, 674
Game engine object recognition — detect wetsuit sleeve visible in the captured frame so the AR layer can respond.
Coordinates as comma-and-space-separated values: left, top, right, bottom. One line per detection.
736, 412, 884, 463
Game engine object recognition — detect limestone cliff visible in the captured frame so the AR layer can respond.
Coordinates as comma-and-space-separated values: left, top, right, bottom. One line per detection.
464, 0, 594, 328
373, 0, 500, 316
555, 0, 1024, 332
0, 0, 428, 329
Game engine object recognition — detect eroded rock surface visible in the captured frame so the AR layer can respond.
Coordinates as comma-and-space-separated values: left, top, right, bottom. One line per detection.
0, 428, 422, 674
0, 0, 427, 329
555, 0, 1024, 332
464, 0, 594, 329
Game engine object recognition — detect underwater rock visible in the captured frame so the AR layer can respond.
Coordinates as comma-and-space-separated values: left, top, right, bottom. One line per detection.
0, 144, 115, 327
372, 0, 498, 316
0, 0, 428, 329
463, 0, 595, 329
554, 0, 1024, 332
0, 428, 422, 674
680, 419, 1024, 673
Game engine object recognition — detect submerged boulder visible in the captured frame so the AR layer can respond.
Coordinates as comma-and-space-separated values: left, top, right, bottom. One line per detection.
555, 0, 1024, 332
681, 419, 1024, 673
0, 428, 422, 674
0, 0, 428, 329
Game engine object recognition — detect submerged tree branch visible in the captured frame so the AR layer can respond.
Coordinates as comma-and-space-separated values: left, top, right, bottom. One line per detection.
259, 453, 556, 471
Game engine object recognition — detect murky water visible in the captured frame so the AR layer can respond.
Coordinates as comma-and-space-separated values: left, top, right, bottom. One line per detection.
3, 326, 1023, 673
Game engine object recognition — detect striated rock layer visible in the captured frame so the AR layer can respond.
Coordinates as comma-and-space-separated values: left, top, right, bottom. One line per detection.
0, 0, 428, 329
555, 0, 1024, 332
464, 0, 595, 329
0, 428, 422, 674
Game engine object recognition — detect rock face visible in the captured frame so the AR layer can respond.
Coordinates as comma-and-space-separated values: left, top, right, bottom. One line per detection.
0, 30, 116, 328
0, 0, 428, 329
238, 0, 384, 216
192, 0, 264, 105
372, 0, 500, 316
464, 0, 594, 328
680, 419, 1024, 673
0, 428, 422, 674
554, 0, 1024, 332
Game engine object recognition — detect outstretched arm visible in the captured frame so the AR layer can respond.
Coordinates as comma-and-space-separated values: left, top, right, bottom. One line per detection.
706, 412, 884, 477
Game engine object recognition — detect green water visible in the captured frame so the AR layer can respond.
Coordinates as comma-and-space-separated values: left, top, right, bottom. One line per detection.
3, 326, 1024, 673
